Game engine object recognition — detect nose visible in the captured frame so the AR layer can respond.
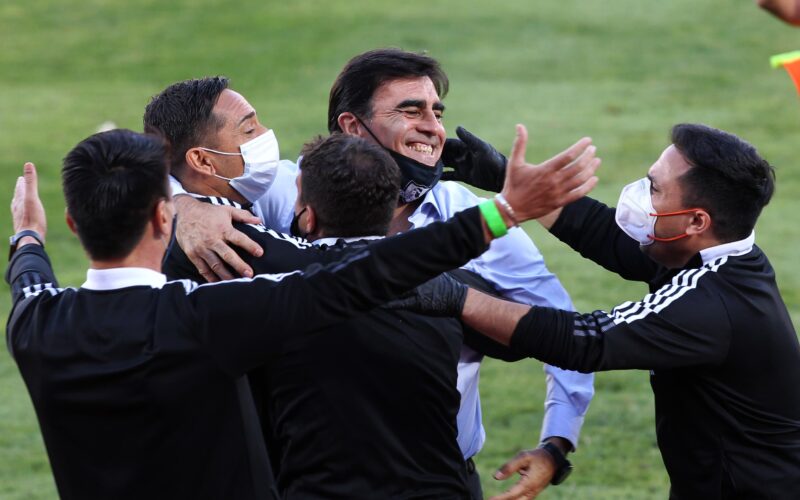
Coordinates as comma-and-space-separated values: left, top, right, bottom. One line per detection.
416, 109, 444, 139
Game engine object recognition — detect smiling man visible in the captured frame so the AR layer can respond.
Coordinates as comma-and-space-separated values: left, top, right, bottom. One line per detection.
323, 50, 592, 498
279, 49, 593, 498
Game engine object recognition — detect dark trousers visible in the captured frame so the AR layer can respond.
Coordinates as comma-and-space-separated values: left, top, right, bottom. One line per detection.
466, 457, 483, 500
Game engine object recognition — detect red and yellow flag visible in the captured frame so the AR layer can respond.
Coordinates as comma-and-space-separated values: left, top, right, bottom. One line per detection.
771, 51, 800, 95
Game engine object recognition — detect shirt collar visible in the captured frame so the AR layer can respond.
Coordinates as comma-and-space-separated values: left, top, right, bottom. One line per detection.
82, 267, 167, 290
185, 191, 250, 210
698, 231, 755, 264
312, 235, 384, 246
407, 184, 444, 227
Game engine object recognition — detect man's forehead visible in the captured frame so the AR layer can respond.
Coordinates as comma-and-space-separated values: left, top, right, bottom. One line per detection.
649, 144, 691, 181
213, 89, 256, 122
372, 77, 443, 107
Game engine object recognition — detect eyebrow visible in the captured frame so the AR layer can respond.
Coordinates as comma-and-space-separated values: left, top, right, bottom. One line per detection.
396, 99, 446, 113
237, 111, 256, 127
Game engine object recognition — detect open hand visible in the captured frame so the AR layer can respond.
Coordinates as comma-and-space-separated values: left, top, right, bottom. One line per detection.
500, 125, 600, 222
489, 448, 557, 500
12, 162, 47, 240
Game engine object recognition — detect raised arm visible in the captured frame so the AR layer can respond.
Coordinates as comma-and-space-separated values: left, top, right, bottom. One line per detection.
6, 163, 58, 355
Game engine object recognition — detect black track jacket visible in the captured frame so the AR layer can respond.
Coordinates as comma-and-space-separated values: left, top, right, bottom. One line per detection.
5, 206, 486, 500
508, 197, 800, 499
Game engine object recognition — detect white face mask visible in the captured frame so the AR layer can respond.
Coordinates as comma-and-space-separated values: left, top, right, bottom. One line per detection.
201, 129, 280, 203
615, 178, 658, 246
615, 177, 699, 246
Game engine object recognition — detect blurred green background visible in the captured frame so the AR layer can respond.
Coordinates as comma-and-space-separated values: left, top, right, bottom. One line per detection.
2, 0, 799, 498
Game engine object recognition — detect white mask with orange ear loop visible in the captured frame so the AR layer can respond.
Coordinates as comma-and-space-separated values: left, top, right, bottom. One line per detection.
615, 177, 699, 245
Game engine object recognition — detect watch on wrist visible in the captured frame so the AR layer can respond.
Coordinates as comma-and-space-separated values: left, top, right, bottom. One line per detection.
9, 229, 44, 259
538, 441, 573, 485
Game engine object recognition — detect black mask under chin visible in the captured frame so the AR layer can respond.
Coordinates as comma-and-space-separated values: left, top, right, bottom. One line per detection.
355, 116, 444, 204
290, 207, 308, 239
388, 150, 444, 204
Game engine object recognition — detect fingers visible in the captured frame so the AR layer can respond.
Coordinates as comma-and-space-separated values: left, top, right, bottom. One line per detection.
229, 207, 261, 226
207, 240, 245, 280
566, 173, 600, 203
493, 452, 533, 480
489, 451, 551, 500
186, 253, 219, 283
553, 154, 601, 202
455, 126, 480, 147
13, 163, 35, 212
12, 162, 47, 236
441, 137, 467, 165
539, 137, 593, 175
223, 221, 263, 258
13, 176, 25, 207
488, 480, 537, 500
491, 460, 537, 500
220, 230, 260, 276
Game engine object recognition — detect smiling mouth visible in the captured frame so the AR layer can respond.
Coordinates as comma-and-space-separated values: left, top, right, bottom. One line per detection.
408, 143, 434, 156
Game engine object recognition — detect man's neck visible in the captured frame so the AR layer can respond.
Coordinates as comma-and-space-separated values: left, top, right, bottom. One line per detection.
181, 174, 248, 205
388, 198, 423, 235
89, 239, 166, 273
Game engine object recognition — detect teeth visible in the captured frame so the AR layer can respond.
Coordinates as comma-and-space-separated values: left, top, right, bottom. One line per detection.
410, 143, 433, 154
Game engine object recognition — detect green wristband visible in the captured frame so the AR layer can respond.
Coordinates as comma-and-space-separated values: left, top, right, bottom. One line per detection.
479, 199, 508, 238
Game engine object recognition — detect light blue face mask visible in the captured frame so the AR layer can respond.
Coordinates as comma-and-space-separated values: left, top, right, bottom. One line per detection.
201, 129, 280, 203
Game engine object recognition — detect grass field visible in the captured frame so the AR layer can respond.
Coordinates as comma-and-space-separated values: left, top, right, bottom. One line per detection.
2, 1, 800, 498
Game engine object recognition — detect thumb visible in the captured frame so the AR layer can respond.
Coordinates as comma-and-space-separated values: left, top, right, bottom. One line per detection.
508, 124, 528, 172
23, 162, 38, 200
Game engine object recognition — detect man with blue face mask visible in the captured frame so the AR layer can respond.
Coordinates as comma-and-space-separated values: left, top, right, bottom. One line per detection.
407, 123, 800, 499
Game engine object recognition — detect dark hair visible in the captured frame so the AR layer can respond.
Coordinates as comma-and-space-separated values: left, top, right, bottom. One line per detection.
299, 134, 400, 237
143, 77, 229, 175
62, 129, 170, 260
328, 48, 449, 133
672, 123, 776, 242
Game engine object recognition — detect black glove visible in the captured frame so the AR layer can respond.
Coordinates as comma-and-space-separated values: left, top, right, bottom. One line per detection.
383, 272, 468, 317
441, 126, 507, 192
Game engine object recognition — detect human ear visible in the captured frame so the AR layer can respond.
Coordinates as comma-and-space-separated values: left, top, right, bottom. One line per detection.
305, 206, 318, 236
686, 209, 712, 236
153, 199, 174, 239
65, 209, 78, 235
337, 112, 361, 135
185, 147, 216, 176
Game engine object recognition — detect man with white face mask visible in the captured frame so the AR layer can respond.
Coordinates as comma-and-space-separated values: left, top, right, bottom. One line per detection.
408, 123, 800, 499
143, 77, 311, 278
